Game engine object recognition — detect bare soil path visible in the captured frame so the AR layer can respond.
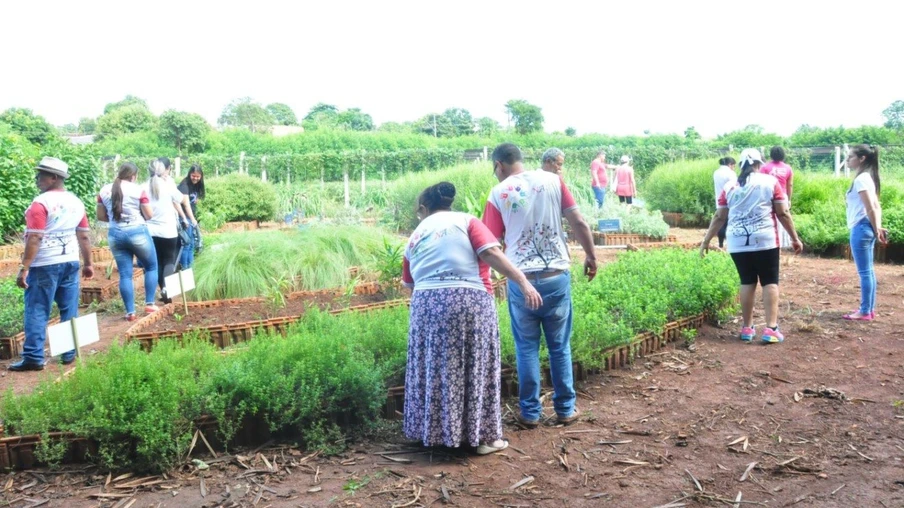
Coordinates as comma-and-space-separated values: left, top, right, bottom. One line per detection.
2, 230, 903, 507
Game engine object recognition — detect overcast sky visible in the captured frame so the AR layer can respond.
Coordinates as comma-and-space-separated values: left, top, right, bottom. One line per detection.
1, 0, 898, 139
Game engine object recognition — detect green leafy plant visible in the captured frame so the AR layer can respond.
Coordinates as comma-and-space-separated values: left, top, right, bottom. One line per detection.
0, 278, 24, 337
264, 276, 291, 315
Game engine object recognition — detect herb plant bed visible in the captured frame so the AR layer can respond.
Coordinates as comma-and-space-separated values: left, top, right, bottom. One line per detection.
812, 242, 904, 264
80, 263, 145, 306
661, 212, 711, 228
627, 241, 700, 251
0, 317, 61, 360
594, 233, 677, 246
125, 282, 399, 347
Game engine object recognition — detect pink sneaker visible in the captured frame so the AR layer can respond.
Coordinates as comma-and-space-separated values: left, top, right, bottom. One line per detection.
762, 327, 784, 343
144, 304, 160, 314
739, 326, 755, 342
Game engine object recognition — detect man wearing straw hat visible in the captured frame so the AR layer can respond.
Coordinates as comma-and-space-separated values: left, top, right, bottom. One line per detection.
9, 157, 94, 371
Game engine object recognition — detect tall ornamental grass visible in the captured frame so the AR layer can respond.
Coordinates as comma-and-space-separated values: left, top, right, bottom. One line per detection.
191, 226, 389, 300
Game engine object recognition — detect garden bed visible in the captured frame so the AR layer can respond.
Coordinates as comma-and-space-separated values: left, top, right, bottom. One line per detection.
813, 242, 904, 264
627, 241, 700, 251
124, 282, 404, 347
0, 317, 61, 360
661, 212, 711, 228
593, 233, 677, 246
80, 263, 145, 306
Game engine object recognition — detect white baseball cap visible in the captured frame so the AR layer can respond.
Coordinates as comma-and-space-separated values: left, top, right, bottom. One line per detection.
738, 148, 765, 167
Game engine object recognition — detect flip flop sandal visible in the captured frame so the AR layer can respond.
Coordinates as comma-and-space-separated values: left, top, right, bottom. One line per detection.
476, 439, 509, 455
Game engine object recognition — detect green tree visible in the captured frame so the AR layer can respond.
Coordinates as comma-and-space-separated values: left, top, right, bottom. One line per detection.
442, 108, 474, 136
0, 108, 58, 145
95, 104, 156, 141
266, 103, 298, 126
415, 113, 454, 137
218, 97, 274, 133
158, 110, 211, 155
302, 103, 340, 130
336, 108, 374, 131
378, 121, 413, 133
58, 123, 79, 135
78, 117, 96, 135
104, 95, 149, 115
476, 117, 501, 136
565, 127, 577, 137
882, 100, 904, 130
684, 126, 700, 140
505, 99, 544, 135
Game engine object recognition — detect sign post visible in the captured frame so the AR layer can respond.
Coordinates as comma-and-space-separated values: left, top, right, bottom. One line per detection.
48, 313, 100, 365
164, 268, 196, 315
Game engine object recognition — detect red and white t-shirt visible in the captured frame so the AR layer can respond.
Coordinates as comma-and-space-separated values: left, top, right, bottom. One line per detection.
717, 173, 787, 253
760, 161, 793, 199
482, 170, 577, 273
402, 211, 500, 294
590, 159, 608, 188
97, 181, 149, 226
24, 190, 90, 268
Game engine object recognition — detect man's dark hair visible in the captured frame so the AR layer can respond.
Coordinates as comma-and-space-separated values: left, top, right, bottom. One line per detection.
492, 143, 522, 165
158, 157, 172, 170
769, 146, 785, 163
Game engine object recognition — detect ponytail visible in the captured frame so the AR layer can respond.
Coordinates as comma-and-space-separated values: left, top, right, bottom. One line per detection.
111, 162, 139, 222
849, 144, 881, 196
148, 159, 166, 201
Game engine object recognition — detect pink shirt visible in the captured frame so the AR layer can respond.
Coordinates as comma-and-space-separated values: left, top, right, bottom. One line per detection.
402, 211, 499, 294
482, 170, 577, 273
614, 165, 636, 197
760, 161, 793, 198
590, 160, 608, 188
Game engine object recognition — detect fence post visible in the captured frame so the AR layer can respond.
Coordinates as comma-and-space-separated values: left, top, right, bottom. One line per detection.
261, 156, 267, 182
239, 152, 245, 175
343, 166, 350, 208
843, 144, 850, 177
834, 146, 841, 177
174, 157, 181, 179
483, 146, 488, 161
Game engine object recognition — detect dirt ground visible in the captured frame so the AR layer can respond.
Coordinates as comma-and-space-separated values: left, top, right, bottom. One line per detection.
2, 229, 904, 507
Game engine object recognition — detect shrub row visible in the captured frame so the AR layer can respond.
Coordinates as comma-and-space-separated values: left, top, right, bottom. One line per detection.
1, 248, 737, 472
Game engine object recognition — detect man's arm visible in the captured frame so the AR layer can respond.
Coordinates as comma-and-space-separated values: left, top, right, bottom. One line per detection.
563, 208, 597, 281
16, 234, 43, 289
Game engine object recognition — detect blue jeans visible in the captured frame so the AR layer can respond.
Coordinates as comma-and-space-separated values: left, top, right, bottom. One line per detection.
23, 261, 80, 363
592, 186, 605, 208
850, 218, 876, 314
507, 271, 576, 420
109, 224, 159, 314
179, 224, 194, 269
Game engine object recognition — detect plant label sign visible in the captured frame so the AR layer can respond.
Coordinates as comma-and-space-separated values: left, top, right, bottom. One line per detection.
48, 313, 99, 357
598, 219, 622, 232
164, 268, 196, 298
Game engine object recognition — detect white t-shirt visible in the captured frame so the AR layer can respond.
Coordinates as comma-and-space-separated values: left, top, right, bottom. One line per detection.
145, 177, 184, 239
846, 172, 877, 229
402, 211, 499, 294
717, 173, 787, 253
24, 190, 90, 268
713, 166, 737, 208
482, 170, 578, 273
97, 181, 149, 227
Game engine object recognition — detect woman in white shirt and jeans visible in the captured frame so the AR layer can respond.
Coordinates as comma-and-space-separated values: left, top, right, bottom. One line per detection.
843, 144, 888, 321
146, 158, 192, 303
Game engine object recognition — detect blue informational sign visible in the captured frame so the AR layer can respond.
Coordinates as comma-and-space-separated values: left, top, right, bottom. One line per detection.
597, 219, 622, 232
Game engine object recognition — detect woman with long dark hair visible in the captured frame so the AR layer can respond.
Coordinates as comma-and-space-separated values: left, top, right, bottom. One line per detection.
177, 164, 205, 268
96, 163, 159, 320
843, 144, 888, 321
700, 149, 803, 343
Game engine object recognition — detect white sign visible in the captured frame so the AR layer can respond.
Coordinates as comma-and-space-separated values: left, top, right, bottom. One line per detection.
164, 268, 196, 298
48, 313, 99, 357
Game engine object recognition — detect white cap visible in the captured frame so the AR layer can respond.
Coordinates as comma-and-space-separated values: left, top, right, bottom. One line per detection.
738, 148, 765, 167
620, 155, 631, 163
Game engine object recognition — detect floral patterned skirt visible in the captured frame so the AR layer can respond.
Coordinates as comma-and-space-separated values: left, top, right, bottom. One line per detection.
403, 287, 502, 448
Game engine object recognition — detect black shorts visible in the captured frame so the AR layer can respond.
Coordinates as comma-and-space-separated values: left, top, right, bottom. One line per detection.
730, 248, 780, 286
618, 195, 633, 204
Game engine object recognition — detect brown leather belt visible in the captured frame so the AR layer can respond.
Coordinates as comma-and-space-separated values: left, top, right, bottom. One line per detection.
526, 269, 565, 280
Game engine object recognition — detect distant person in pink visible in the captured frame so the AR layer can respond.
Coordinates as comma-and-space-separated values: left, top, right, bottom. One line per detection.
761, 146, 794, 249
589, 151, 613, 208
760, 146, 793, 201
613, 155, 636, 204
